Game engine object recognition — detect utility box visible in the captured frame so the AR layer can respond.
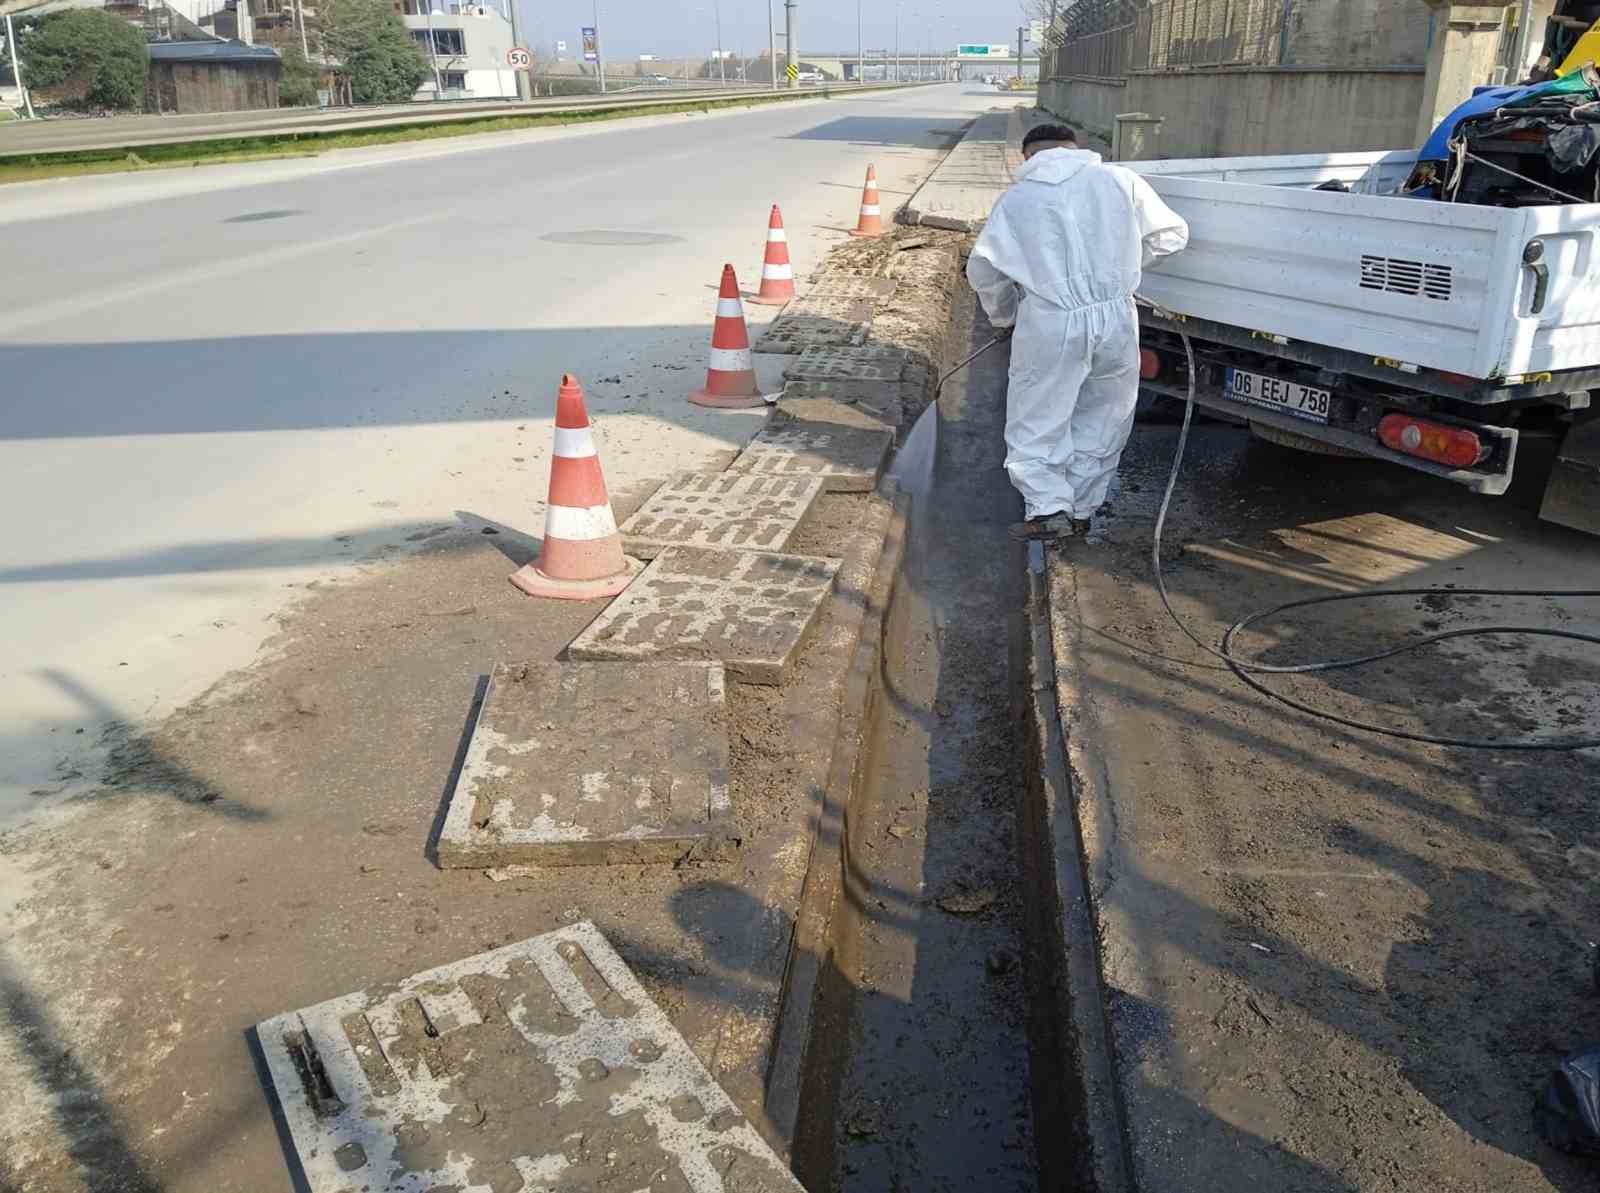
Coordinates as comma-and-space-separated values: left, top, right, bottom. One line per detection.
1113, 112, 1163, 162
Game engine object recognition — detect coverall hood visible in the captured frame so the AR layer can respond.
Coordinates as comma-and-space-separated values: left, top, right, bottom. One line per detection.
1015, 148, 1103, 186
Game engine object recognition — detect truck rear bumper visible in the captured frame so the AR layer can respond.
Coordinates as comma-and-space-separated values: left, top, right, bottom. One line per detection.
1138, 377, 1521, 496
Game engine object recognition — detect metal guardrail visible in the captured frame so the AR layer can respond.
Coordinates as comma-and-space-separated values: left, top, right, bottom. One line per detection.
0, 81, 923, 158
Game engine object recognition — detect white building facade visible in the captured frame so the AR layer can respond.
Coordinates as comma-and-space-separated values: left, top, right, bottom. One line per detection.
399, 1, 517, 100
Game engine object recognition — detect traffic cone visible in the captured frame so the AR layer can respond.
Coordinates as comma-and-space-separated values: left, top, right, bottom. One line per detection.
850, 164, 884, 238
748, 204, 797, 306
509, 374, 643, 601
689, 264, 764, 409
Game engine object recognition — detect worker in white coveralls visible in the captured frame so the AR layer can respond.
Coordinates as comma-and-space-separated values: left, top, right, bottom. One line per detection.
967, 123, 1190, 538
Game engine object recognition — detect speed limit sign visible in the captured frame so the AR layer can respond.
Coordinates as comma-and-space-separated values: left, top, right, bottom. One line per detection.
507, 46, 532, 70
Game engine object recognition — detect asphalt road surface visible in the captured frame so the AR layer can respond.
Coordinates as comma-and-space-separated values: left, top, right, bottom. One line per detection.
0, 83, 999, 830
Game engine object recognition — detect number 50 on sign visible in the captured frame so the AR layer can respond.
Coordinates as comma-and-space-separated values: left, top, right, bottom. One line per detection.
507, 47, 531, 69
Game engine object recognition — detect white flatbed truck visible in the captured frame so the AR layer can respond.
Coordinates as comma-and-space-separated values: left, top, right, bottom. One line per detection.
1127, 150, 1600, 532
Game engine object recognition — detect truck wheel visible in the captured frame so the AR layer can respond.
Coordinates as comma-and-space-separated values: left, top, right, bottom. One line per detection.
1249, 421, 1363, 458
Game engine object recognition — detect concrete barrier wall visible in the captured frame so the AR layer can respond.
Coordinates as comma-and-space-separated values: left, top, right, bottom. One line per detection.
1041, 66, 1425, 159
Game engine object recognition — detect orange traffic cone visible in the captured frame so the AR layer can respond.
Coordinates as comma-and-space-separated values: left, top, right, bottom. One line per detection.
850, 164, 884, 238
748, 204, 797, 306
510, 375, 643, 601
689, 264, 764, 409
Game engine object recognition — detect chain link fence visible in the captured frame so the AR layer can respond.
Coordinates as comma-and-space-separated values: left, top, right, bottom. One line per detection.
1048, 0, 1293, 79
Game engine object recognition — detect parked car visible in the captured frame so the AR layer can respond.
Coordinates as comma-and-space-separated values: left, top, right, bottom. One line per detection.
798, 69, 824, 82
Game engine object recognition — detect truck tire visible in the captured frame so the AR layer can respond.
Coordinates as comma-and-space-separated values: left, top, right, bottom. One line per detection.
1249, 421, 1363, 458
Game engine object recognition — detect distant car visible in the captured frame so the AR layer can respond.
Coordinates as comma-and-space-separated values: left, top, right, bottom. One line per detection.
798, 69, 824, 82
646, 74, 672, 84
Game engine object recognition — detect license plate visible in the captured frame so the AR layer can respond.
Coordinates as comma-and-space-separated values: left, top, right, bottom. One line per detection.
1223, 368, 1332, 424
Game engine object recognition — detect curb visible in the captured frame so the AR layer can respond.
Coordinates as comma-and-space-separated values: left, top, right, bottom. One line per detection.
1011, 538, 1136, 1193
763, 484, 909, 1168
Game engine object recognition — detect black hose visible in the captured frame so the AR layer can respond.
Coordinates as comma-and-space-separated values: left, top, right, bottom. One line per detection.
1152, 321, 1600, 751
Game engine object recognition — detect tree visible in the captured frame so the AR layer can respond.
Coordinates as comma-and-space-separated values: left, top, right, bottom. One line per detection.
279, 44, 321, 106
14, 9, 149, 111
320, 0, 427, 104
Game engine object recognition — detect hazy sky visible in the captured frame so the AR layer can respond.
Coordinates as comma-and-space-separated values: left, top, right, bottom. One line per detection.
520, 0, 1029, 62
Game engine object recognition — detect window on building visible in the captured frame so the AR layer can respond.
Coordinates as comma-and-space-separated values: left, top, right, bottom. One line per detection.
441, 70, 467, 90
411, 27, 465, 55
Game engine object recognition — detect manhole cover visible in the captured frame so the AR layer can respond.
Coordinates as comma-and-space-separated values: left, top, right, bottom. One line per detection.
569, 546, 840, 685
540, 230, 686, 246
255, 923, 807, 1193
620, 472, 826, 559
224, 209, 303, 223
436, 660, 733, 868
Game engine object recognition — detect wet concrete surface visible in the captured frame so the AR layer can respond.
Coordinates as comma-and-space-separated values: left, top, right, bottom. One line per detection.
822, 290, 1038, 1193
1047, 402, 1600, 1190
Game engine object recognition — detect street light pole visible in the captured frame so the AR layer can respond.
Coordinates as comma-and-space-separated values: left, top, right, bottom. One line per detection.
857, 0, 863, 84
784, 0, 797, 90
593, 0, 606, 92
424, 1, 442, 97
894, 3, 900, 83
768, 0, 777, 89
4, 13, 34, 119
715, 0, 725, 84
505, 0, 528, 98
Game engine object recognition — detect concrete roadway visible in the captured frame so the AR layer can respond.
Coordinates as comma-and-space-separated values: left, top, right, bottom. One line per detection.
0, 83, 1000, 828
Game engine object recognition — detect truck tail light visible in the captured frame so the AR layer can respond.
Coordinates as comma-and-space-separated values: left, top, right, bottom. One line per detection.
1377, 414, 1488, 468
1139, 349, 1163, 380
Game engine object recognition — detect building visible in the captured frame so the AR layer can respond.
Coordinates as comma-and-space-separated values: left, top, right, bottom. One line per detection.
397, 0, 515, 99
1038, 0, 1551, 159
146, 39, 282, 111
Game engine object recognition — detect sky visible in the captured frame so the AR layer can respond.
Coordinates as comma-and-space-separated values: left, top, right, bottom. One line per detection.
519, 0, 1031, 62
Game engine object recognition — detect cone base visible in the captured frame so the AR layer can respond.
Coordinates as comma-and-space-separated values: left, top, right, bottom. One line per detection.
689, 388, 768, 409
747, 292, 794, 307
850, 228, 885, 239
508, 556, 643, 601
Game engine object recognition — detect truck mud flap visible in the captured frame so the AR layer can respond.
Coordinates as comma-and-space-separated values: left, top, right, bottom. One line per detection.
1541, 418, 1600, 535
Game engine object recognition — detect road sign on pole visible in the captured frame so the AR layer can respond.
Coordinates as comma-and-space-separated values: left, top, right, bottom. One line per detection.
581, 26, 598, 62
785, 61, 799, 80
507, 46, 531, 69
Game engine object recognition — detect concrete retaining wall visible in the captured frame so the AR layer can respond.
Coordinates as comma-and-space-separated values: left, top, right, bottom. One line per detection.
1042, 65, 1424, 159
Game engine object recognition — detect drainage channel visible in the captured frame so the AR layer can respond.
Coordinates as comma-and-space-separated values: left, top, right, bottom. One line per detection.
793, 295, 1042, 1193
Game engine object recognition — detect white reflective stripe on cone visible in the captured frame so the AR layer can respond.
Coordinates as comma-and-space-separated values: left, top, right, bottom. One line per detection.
708, 346, 754, 371
544, 502, 619, 541
859, 204, 881, 215
716, 298, 746, 318
767, 228, 788, 242
762, 263, 794, 280
552, 426, 598, 459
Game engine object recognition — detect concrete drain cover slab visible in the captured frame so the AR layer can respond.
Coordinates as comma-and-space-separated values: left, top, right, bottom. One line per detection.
784, 345, 907, 383
568, 547, 840, 685
728, 417, 893, 493
436, 661, 732, 869
256, 922, 806, 1193
753, 296, 875, 354
807, 275, 898, 303
619, 472, 825, 560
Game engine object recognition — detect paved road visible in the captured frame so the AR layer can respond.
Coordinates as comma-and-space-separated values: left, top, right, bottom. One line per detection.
0, 83, 1001, 827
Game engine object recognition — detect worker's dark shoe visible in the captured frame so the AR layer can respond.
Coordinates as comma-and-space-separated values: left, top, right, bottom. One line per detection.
1008, 514, 1078, 541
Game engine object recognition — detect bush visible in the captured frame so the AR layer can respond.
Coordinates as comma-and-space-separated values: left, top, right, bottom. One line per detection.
321, 0, 428, 104
279, 45, 321, 106
15, 9, 149, 111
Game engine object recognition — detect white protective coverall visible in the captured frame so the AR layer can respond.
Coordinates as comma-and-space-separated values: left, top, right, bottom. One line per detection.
967, 148, 1189, 520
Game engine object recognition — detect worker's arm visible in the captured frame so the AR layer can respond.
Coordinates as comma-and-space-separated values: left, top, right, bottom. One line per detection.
1131, 175, 1189, 269
966, 208, 1022, 329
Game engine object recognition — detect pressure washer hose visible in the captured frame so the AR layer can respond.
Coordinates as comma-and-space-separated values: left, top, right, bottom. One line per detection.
1151, 311, 1600, 751
942, 315, 1600, 749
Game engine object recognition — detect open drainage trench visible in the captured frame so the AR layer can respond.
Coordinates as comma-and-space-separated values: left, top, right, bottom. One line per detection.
793, 301, 1046, 1193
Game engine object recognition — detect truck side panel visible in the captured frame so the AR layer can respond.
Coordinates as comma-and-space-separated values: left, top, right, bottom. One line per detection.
1132, 170, 1521, 379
